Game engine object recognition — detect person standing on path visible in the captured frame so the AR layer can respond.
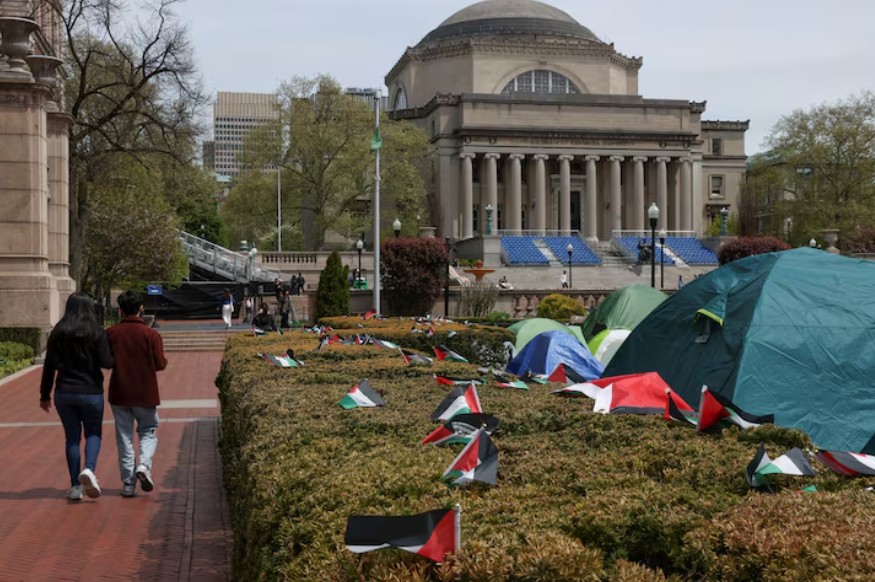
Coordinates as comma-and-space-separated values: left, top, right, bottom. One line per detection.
560, 271, 568, 289
39, 293, 115, 501
106, 290, 168, 498
220, 288, 234, 329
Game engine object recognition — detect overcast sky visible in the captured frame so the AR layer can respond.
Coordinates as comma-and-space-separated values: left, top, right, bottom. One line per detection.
173, 0, 875, 153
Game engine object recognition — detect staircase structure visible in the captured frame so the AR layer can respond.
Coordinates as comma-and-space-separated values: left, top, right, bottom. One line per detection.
159, 329, 236, 352
180, 231, 282, 283
533, 239, 563, 266
593, 241, 633, 268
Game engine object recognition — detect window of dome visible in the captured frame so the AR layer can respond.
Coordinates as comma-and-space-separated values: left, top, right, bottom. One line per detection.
393, 88, 408, 110
501, 70, 580, 95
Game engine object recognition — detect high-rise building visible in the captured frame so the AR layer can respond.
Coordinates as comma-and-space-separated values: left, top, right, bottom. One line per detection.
212, 92, 279, 177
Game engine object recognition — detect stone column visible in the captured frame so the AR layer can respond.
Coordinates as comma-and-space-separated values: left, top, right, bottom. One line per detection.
584, 156, 599, 242
483, 153, 500, 235
609, 156, 624, 236
47, 112, 75, 301
507, 154, 524, 232
533, 154, 548, 233
632, 156, 647, 231
655, 157, 670, 231
680, 157, 692, 232
459, 153, 474, 239
558, 155, 573, 233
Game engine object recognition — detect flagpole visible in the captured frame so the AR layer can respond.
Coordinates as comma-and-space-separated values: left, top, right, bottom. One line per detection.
373, 93, 382, 317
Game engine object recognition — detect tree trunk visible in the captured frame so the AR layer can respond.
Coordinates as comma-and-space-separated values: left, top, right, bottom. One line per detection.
69, 166, 89, 286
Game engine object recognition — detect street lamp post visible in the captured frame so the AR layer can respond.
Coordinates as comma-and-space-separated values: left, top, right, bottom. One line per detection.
485, 204, 494, 235
566, 242, 573, 289
356, 239, 364, 284
648, 203, 659, 289
393, 218, 401, 238
658, 228, 666, 289
720, 206, 729, 237
247, 246, 257, 282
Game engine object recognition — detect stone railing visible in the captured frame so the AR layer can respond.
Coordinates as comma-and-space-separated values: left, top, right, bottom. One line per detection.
495, 289, 612, 319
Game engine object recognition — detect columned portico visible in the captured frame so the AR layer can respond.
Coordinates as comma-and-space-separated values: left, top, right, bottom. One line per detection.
632, 156, 646, 231
558, 155, 573, 232
483, 153, 500, 235
680, 157, 693, 231
459, 153, 475, 239
533, 154, 548, 233
609, 156, 624, 235
584, 155, 599, 242
655, 157, 670, 231
507, 154, 524, 231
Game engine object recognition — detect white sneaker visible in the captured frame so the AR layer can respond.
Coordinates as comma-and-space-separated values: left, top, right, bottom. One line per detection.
121, 483, 136, 497
78, 468, 101, 499
67, 485, 84, 501
135, 465, 154, 492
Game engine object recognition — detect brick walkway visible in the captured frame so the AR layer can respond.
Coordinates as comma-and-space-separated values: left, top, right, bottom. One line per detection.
0, 352, 231, 582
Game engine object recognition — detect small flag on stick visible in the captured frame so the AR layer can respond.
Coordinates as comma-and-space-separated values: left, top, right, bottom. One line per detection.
442, 428, 499, 486
430, 384, 482, 421
345, 507, 460, 562
338, 379, 386, 409
697, 386, 774, 432
746, 443, 815, 488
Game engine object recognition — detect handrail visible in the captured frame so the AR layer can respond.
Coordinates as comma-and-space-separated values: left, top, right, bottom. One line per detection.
179, 231, 283, 283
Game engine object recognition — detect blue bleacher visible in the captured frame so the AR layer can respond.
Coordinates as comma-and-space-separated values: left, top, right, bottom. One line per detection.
543, 237, 601, 266
501, 237, 549, 265
617, 236, 675, 265
665, 237, 718, 265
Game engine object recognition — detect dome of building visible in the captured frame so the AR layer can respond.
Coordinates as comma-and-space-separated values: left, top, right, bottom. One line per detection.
419, 0, 600, 45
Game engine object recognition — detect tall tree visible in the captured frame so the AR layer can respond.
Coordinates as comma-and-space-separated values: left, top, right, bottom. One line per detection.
235, 75, 433, 251
764, 91, 875, 245
54, 0, 206, 282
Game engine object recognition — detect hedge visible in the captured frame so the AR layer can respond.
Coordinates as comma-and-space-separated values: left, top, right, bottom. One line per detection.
218, 325, 874, 581
0, 327, 41, 355
0, 340, 36, 379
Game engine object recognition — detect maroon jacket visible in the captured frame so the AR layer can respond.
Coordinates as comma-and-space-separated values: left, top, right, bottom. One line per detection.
106, 316, 168, 407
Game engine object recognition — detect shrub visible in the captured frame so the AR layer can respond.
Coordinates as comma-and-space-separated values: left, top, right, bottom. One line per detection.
381, 238, 448, 316
485, 311, 510, 322
315, 251, 350, 319
0, 341, 36, 379
717, 236, 792, 265
536, 293, 586, 320
839, 225, 875, 254
0, 327, 41, 354
458, 282, 498, 318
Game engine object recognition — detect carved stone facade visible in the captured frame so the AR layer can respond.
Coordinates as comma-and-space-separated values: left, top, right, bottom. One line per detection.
386, 0, 748, 241
0, 2, 72, 343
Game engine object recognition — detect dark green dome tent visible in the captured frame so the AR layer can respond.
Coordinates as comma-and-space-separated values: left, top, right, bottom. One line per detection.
604, 248, 875, 454
580, 284, 666, 341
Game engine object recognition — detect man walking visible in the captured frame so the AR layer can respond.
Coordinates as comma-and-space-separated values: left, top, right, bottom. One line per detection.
106, 290, 168, 497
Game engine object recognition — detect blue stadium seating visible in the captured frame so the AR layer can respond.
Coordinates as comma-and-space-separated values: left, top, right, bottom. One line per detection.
501, 237, 549, 265
616, 236, 675, 265
543, 237, 601, 266
665, 237, 718, 265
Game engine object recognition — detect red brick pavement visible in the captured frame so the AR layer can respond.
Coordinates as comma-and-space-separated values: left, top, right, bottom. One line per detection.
0, 353, 231, 582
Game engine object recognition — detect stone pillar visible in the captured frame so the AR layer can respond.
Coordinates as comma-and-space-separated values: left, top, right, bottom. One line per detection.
459, 153, 474, 239
655, 157, 670, 231
584, 155, 599, 242
609, 156, 624, 236
47, 112, 75, 302
632, 156, 647, 231
483, 153, 499, 235
558, 155, 572, 233
692, 157, 704, 235
533, 155, 548, 234
680, 157, 692, 231
507, 154, 524, 232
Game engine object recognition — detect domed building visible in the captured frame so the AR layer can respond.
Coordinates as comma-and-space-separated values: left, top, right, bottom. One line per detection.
387, 0, 748, 249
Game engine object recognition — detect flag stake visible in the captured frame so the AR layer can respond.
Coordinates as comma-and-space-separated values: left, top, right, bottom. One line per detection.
454, 504, 462, 555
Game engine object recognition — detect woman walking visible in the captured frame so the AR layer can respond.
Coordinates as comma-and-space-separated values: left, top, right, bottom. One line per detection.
221, 288, 234, 329
39, 293, 114, 501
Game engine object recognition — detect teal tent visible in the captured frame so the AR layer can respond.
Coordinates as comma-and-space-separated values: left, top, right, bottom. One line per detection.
604, 248, 875, 454
580, 285, 667, 341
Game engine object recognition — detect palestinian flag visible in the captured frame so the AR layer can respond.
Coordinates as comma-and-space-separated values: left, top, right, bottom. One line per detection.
550, 382, 602, 399
363, 308, 377, 320
401, 349, 433, 365
434, 375, 484, 387
546, 363, 586, 384
345, 507, 460, 562
317, 336, 330, 351
371, 338, 399, 350
447, 331, 457, 339
697, 386, 774, 432
519, 371, 549, 385
338, 379, 386, 409
430, 384, 482, 421
426, 326, 436, 337
433, 345, 468, 363
493, 373, 528, 390
746, 443, 816, 488
442, 428, 499, 486
421, 413, 500, 446
664, 388, 698, 426
814, 450, 875, 476
253, 327, 267, 337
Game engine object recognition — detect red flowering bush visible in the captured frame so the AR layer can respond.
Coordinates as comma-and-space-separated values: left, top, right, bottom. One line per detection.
717, 236, 791, 265
381, 237, 449, 316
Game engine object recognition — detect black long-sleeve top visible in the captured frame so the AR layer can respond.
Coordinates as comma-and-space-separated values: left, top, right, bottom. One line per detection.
39, 333, 114, 401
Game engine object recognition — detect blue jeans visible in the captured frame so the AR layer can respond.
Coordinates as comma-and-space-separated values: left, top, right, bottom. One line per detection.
54, 391, 104, 487
111, 405, 159, 486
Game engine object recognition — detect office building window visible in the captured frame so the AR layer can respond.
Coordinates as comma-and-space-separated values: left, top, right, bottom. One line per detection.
710, 175, 725, 199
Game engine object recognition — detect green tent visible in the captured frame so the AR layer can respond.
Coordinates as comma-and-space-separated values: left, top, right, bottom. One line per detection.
509, 318, 586, 352
580, 285, 667, 341
604, 248, 875, 454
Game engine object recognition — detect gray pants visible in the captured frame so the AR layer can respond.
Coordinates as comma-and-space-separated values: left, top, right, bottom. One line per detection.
112, 405, 159, 486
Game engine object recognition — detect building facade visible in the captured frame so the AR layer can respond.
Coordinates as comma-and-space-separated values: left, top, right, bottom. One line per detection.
212, 91, 279, 178
386, 0, 748, 241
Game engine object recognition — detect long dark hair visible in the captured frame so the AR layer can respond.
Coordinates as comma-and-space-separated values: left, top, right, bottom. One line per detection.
47, 293, 104, 361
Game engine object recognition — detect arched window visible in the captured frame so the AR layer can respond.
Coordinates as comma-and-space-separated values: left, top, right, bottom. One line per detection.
501, 70, 581, 95
393, 87, 408, 110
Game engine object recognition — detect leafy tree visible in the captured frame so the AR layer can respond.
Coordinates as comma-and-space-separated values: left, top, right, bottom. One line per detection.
160, 160, 226, 245
55, 0, 206, 283
381, 238, 448, 316
762, 92, 875, 246
315, 252, 349, 319
717, 236, 791, 265
237, 75, 433, 250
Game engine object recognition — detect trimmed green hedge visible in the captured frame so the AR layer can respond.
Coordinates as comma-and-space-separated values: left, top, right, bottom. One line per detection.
0, 328, 41, 355
0, 340, 36, 379
218, 325, 874, 581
